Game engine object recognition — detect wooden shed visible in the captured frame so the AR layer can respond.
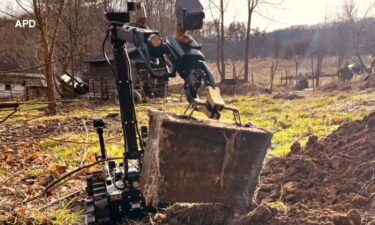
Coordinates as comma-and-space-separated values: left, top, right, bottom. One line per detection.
0, 73, 47, 100
85, 54, 168, 101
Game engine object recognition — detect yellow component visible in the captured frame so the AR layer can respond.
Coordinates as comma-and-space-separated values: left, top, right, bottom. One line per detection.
148, 34, 162, 47
207, 87, 225, 110
186, 86, 241, 123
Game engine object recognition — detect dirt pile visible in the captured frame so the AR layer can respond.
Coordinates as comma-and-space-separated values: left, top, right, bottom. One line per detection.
255, 112, 375, 224
145, 112, 374, 225
153, 203, 234, 225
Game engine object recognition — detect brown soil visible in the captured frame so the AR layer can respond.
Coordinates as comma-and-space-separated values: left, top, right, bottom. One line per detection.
153, 203, 234, 225
254, 112, 375, 225
142, 112, 375, 225
2, 104, 374, 225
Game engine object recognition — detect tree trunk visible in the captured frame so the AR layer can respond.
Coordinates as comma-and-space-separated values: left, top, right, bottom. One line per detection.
270, 59, 278, 94
337, 55, 343, 70
295, 60, 299, 76
315, 55, 323, 87
285, 69, 288, 85
244, 4, 253, 82
32, 0, 65, 115
44, 54, 57, 114
220, 0, 225, 80
311, 56, 315, 90
214, 21, 222, 79
270, 67, 274, 93
355, 46, 367, 71
216, 34, 222, 79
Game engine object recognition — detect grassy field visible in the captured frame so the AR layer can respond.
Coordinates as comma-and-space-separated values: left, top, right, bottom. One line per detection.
1, 90, 374, 162
1, 88, 375, 224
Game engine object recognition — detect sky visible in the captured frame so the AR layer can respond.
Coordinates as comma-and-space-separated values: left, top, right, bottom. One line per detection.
207, 0, 375, 31
1, 0, 374, 31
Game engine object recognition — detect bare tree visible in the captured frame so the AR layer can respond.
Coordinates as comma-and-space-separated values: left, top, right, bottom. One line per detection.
342, 0, 375, 70
32, 0, 69, 114
208, 0, 229, 80
144, 0, 176, 36
244, 0, 257, 82
314, 16, 329, 87
244, 0, 283, 82
220, 0, 225, 80
293, 55, 301, 76
8, 0, 71, 112
269, 59, 278, 93
331, 16, 351, 70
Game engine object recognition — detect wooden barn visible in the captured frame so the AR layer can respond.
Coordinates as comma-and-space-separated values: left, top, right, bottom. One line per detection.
0, 73, 47, 101
85, 54, 168, 101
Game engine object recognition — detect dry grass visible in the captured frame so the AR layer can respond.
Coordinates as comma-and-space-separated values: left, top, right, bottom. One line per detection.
1, 80, 375, 224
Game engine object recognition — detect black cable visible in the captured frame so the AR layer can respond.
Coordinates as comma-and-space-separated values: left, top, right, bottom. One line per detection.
102, 27, 117, 77
123, 40, 145, 151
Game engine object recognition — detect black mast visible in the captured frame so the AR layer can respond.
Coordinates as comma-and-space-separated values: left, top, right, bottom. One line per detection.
110, 22, 141, 176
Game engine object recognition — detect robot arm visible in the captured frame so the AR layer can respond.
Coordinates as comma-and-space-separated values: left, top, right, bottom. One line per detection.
107, 0, 241, 124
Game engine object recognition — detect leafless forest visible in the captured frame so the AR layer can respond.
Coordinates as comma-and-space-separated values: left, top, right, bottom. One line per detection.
0, 1, 375, 111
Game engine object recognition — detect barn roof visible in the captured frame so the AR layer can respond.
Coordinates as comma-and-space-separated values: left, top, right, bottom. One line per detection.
0, 73, 46, 87
26, 79, 47, 87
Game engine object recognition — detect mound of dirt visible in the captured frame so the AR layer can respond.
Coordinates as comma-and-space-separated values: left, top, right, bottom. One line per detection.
154, 203, 234, 225
142, 112, 374, 225
256, 112, 375, 225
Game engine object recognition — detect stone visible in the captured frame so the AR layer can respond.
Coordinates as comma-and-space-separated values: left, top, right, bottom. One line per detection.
283, 181, 299, 193
347, 209, 362, 225
290, 141, 302, 155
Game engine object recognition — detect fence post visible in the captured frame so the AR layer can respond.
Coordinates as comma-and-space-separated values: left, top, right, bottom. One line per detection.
92, 80, 96, 98
285, 69, 288, 85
